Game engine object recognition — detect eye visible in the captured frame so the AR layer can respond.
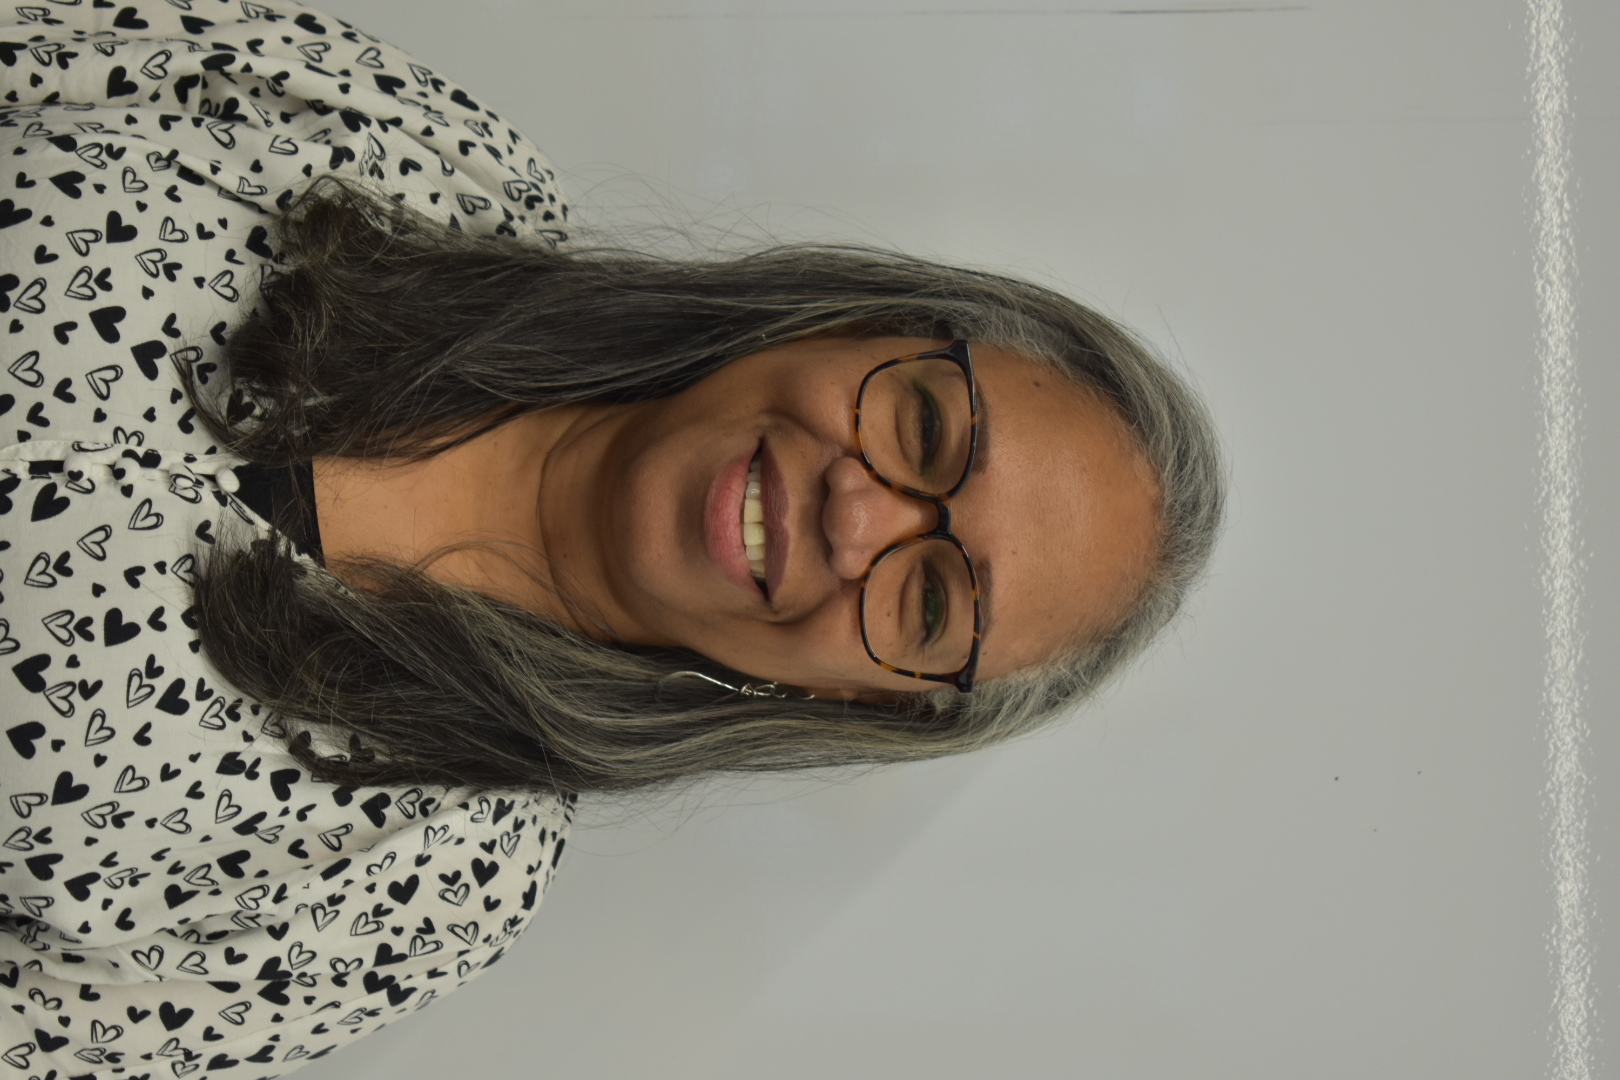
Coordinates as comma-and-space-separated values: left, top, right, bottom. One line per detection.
913, 381, 943, 479
920, 564, 948, 645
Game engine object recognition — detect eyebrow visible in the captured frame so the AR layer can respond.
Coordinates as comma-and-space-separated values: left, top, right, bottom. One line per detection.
973, 386, 990, 477
974, 555, 995, 644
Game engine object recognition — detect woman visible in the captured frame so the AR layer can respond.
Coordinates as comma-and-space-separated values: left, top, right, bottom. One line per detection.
0, 0, 1223, 1074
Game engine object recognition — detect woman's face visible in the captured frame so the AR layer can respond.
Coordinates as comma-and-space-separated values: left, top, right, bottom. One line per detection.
538, 336, 1162, 697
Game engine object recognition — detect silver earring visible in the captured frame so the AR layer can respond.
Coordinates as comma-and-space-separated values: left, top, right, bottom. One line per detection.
662, 670, 816, 700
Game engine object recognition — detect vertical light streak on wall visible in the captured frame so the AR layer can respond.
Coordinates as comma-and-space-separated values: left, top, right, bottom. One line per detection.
1528, 1, 1589, 1078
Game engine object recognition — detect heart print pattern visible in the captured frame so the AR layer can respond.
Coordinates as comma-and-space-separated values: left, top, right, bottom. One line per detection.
0, 1, 575, 1076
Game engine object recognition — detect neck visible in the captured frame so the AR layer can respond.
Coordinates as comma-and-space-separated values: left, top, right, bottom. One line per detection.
312, 407, 601, 630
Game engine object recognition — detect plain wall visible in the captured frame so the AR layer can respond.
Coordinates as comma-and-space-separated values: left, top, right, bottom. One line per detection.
294, 2, 1618, 1077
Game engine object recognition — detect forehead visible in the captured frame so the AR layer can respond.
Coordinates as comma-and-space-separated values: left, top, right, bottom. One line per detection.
954, 345, 1161, 679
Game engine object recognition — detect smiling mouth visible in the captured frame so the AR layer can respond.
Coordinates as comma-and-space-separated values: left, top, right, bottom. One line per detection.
742, 449, 767, 587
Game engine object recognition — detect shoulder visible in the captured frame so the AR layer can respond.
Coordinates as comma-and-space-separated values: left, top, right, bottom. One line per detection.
2, 0, 568, 243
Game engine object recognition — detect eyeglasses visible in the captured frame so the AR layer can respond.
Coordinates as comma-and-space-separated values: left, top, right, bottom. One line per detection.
853, 339, 983, 693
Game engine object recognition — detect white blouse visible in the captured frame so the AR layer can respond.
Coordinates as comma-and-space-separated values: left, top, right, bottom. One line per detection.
0, 2, 574, 1076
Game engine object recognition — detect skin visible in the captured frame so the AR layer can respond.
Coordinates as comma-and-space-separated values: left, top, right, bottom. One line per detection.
314, 337, 1162, 699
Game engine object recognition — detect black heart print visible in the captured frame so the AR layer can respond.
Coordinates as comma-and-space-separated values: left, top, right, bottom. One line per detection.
1, 1, 574, 1072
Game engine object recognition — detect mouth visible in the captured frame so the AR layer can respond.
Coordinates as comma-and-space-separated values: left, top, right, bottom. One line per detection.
705, 441, 767, 598
748, 446, 791, 599
742, 451, 767, 587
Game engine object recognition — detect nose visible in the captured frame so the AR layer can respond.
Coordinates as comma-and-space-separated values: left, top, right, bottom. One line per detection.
821, 456, 938, 581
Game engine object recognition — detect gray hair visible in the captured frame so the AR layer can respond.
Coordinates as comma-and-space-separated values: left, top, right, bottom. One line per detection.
187, 179, 1224, 797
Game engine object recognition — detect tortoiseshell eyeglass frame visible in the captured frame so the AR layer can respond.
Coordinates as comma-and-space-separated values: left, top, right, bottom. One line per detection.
853, 338, 983, 694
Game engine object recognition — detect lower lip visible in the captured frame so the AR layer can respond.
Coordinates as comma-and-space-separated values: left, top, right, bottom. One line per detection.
760, 447, 787, 598
705, 442, 762, 596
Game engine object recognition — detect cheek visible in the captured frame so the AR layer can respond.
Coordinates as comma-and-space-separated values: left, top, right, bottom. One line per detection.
703, 603, 867, 683
739, 353, 865, 438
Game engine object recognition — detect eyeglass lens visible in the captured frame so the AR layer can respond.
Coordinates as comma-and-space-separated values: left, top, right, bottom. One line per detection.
857, 356, 977, 676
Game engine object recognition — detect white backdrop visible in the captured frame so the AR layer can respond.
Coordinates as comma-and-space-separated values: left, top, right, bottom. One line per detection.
295, 2, 1617, 1077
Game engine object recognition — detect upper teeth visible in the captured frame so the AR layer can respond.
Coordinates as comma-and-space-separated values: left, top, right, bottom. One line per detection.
743, 456, 766, 582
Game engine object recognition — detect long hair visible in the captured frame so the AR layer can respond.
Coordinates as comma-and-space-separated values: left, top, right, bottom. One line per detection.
187, 179, 1224, 797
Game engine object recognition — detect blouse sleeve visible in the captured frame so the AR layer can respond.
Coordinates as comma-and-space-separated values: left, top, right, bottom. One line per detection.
0, 0, 569, 244
0, 781, 574, 1079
